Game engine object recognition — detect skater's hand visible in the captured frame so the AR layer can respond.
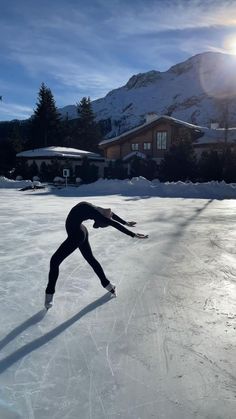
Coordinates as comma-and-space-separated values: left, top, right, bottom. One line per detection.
127, 221, 137, 227
135, 233, 149, 239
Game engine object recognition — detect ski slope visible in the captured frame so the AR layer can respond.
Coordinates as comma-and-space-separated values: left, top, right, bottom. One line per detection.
0, 185, 235, 419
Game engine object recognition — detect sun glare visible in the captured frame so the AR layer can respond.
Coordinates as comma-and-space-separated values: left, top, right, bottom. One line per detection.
224, 36, 236, 55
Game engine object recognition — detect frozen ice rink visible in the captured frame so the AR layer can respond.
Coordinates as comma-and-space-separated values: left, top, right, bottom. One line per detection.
0, 185, 235, 419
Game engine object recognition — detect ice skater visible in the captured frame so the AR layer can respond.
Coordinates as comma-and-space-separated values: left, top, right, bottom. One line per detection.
45, 201, 148, 308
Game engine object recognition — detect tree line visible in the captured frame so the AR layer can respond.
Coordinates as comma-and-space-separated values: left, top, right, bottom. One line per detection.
1, 84, 236, 183
0, 83, 103, 174
105, 138, 236, 184
158, 138, 236, 183
105, 140, 236, 183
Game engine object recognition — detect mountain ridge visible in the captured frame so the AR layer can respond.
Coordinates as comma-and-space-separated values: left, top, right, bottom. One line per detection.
59, 51, 236, 137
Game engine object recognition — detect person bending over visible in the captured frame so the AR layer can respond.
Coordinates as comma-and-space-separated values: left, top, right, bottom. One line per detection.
45, 201, 148, 309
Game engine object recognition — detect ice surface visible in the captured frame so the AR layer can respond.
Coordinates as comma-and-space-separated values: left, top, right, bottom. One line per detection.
0, 184, 236, 419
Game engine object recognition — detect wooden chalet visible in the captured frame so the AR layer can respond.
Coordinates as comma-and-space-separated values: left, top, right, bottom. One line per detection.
99, 114, 203, 164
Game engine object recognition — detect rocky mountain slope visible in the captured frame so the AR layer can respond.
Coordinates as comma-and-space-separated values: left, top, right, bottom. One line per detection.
60, 52, 236, 138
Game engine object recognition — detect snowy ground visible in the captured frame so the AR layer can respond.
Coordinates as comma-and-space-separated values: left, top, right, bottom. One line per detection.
0, 184, 236, 419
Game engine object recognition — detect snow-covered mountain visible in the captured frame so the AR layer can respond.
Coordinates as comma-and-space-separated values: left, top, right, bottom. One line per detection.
59, 52, 236, 138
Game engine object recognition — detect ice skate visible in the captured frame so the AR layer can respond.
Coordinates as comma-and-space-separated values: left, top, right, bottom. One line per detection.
105, 283, 116, 297
45, 293, 54, 309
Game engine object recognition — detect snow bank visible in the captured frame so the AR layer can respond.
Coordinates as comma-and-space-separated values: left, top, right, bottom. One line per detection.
54, 177, 236, 199
1, 176, 236, 199
0, 177, 33, 189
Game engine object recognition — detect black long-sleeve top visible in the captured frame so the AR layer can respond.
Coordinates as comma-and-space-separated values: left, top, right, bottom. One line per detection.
66, 201, 135, 238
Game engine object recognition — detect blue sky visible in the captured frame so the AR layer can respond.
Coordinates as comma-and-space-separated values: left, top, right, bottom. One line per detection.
1, 0, 236, 121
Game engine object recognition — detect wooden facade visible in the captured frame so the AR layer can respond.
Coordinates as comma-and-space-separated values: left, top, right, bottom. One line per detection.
99, 116, 202, 162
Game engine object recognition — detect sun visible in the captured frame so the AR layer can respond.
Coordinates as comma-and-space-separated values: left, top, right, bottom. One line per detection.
224, 36, 236, 55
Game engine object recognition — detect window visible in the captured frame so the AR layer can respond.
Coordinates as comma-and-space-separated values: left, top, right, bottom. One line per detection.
143, 142, 151, 150
131, 143, 139, 151
157, 131, 167, 149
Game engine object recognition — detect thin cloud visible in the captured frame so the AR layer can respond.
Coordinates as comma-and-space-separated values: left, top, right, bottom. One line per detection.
2, 0, 236, 120
106, 1, 236, 36
10, 49, 135, 99
2, 6, 137, 98
0, 102, 32, 120
4, 1, 236, 75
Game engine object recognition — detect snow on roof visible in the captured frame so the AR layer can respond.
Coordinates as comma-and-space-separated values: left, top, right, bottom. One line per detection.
122, 151, 147, 161
16, 146, 103, 159
194, 127, 236, 145
99, 115, 205, 147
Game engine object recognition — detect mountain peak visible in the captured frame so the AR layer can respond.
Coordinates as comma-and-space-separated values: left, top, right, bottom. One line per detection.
168, 51, 233, 75
59, 51, 236, 138
125, 70, 162, 89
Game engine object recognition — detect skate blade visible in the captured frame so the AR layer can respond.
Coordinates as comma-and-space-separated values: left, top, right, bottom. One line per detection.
110, 287, 117, 297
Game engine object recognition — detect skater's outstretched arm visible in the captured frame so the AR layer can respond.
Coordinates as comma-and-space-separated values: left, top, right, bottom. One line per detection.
111, 212, 127, 224
107, 218, 136, 237
112, 212, 137, 227
95, 212, 147, 238
90, 206, 148, 238
93, 210, 135, 237
109, 217, 148, 238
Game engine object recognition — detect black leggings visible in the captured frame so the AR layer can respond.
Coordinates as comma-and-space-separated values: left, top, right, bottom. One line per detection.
46, 228, 109, 294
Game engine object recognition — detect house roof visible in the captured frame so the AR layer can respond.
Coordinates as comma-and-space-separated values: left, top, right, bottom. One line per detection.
194, 127, 236, 146
99, 115, 205, 148
16, 146, 103, 160
122, 151, 147, 161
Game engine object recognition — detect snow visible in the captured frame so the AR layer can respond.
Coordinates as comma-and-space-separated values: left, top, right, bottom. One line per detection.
195, 127, 236, 145
0, 179, 236, 419
2, 175, 236, 200
0, 176, 34, 189
59, 52, 236, 137
99, 114, 236, 150
99, 115, 204, 147
123, 151, 147, 161
16, 147, 102, 159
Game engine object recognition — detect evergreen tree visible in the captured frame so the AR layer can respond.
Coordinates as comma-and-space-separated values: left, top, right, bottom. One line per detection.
159, 138, 197, 181
198, 150, 223, 181
39, 162, 50, 181
0, 121, 24, 174
130, 156, 157, 180
30, 83, 62, 148
61, 112, 73, 147
28, 161, 39, 178
0, 139, 16, 174
73, 97, 102, 151
222, 147, 236, 182
75, 157, 99, 183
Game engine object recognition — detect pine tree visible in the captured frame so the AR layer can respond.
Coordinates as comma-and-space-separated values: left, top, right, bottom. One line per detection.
73, 97, 102, 151
30, 83, 62, 148
159, 138, 197, 181
0, 121, 24, 174
198, 150, 223, 181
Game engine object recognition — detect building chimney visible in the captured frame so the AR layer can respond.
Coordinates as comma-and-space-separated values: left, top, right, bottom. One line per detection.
145, 112, 158, 123
210, 122, 219, 129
